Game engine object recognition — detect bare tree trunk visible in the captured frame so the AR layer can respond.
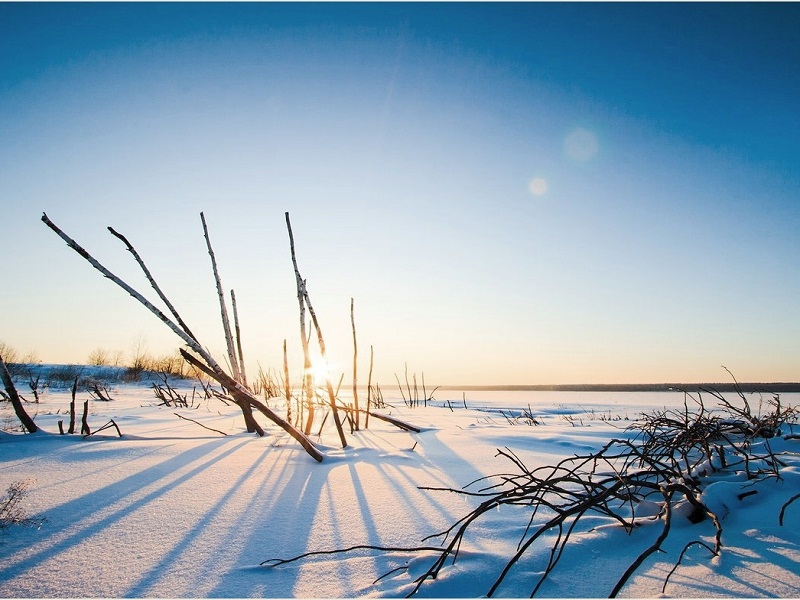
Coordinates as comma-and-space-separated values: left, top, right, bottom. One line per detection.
0, 356, 38, 433
230, 289, 248, 388
285, 212, 347, 448
68, 377, 77, 434
283, 339, 292, 425
42, 213, 324, 461
365, 344, 373, 429
350, 297, 360, 430
297, 281, 315, 435
200, 212, 241, 385
80, 400, 91, 436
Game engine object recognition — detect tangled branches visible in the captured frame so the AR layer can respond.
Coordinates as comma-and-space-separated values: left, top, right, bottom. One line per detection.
263, 389, 798, 597
411, 441, 723, 597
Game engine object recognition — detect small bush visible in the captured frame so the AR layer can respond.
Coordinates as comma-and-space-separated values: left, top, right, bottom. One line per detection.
0, 480, 44, 531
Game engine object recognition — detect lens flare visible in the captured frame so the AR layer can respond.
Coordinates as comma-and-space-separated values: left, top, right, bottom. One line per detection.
529, 177, 548, 196
564, 128, 599, 161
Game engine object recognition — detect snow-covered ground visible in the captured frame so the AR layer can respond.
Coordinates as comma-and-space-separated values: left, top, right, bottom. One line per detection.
1, 373, 799, 598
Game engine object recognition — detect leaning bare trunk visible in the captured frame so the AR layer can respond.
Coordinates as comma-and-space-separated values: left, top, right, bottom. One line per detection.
0, 356, 38, 433
180, 349, 323, 461
42, 213, 325, 461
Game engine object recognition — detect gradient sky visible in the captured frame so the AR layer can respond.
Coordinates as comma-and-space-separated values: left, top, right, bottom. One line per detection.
2, 2, 799, 385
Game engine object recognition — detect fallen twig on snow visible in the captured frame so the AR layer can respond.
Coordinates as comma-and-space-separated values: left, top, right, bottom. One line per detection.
173, 412, 228, 436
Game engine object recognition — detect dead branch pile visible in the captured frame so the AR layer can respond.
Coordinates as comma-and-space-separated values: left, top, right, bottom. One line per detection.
264, 387, 798, 596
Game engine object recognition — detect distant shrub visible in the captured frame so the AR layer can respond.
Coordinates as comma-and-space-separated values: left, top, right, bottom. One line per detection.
87, 347, 110, 366
122, 349, 191, 381
0, 341, 19, 365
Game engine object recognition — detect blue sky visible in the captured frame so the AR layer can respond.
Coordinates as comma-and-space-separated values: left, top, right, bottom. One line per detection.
2, 2, 799, 385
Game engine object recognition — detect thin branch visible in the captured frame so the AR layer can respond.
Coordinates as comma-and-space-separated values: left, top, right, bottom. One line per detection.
200, 212, 241, 384
231, 289, 248, 388
107, 226, 199, 342
261, 544, 447, 568
173, 412, 228, 436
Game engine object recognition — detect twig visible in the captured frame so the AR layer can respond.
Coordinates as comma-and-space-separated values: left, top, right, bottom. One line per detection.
83, 419, 122, 438
261, 543, 447, 568
779, 492, 800, 526
661, 540, 718, 594
173, 412, 228, 436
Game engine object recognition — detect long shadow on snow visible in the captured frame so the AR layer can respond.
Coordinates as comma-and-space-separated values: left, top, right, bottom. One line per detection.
0, 436, 250, 584
203, 425, 487, 597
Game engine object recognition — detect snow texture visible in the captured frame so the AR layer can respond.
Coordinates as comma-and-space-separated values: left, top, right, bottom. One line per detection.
1, 375, 799, 598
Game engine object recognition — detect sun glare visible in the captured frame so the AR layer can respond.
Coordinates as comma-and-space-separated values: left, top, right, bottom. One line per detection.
307, 357, 333, 387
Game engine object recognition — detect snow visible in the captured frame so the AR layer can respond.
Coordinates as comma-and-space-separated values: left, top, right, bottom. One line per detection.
1, 373, 799, 598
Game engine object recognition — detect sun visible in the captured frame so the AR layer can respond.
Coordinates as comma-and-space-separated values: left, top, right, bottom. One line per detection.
307, 356, 332, 387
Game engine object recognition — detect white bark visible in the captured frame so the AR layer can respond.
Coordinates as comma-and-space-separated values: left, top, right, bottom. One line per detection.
230, 289, 248, 388
200, 212, 241, 384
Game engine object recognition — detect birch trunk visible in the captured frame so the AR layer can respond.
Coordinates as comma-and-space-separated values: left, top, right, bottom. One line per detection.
200, 212, 241, 384
230, 289, 248, 388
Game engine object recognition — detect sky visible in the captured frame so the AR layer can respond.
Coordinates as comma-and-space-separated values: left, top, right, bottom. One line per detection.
1, 2, 799, 386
